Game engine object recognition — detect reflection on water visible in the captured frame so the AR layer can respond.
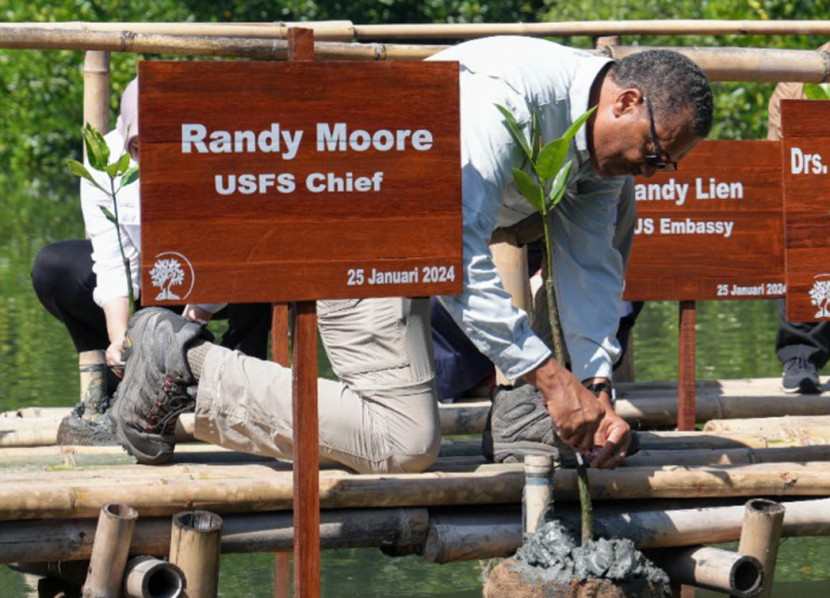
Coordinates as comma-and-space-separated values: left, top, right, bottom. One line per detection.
1, 181, 829, 596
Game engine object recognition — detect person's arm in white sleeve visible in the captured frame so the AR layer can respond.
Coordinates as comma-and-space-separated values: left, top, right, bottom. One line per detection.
79, 132, 141, 372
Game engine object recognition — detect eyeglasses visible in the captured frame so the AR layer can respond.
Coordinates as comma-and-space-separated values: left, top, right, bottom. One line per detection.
644, 97, 678, 172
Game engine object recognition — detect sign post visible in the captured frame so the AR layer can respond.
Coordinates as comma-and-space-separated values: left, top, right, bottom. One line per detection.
627, 140, 784, 429
782, 100, 830, 323
138, 42, 461, 597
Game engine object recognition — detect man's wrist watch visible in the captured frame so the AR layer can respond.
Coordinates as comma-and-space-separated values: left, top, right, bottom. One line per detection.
586, 381, 615, 405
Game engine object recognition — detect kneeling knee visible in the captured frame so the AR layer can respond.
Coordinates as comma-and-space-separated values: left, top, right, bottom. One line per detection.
388, 430, 441, 474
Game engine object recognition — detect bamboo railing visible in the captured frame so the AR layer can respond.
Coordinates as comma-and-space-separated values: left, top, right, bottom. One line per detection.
1, 22, 830, 81
6, 19, 830, 41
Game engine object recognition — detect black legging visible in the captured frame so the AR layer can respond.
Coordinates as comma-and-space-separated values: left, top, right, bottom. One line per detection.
32, 239, 271, 358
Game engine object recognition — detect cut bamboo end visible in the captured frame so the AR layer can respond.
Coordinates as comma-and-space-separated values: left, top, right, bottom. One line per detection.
123, 555, 185, 598
652, 545, 763, 597
83, 503, 139, 598
523, 455, 552, 535
169, 511, 223, 598
738, 499, 786, 598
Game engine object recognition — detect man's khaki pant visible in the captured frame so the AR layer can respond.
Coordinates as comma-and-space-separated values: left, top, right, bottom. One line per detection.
193, 297, 441, 474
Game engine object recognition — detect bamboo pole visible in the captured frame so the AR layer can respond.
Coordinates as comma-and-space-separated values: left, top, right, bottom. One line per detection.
634, 430, 825, 450
7, 462, 830, 521
0, 507, 429, 564
522, 455, 551, 535
1, 407, 71, 419
2, 25, 830, 82
0, 21, 355, 42
352, 20, 830, 40
650, 546, 763, 598
0, 418, 61, 447
423, 508, 524, 563
169, 511, 223, 598
737, 499, 786, 598
422, 497, 830, 563
82, 51, 109, 134
123, 556, 185, 598
0, 27, 444, 61
605, 45, 830, 83
9, 19, 830, 42
2, 498, 829, 566
82, 503, 139, 598
624, 444, 830, 467
704, 415, 830, 438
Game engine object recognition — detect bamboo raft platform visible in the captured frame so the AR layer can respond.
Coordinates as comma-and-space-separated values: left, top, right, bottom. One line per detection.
2, 377, 830, 568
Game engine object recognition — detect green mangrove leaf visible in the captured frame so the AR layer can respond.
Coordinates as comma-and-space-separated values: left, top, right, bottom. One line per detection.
495, 103, 532, 161
512, 167, 544, 213
560, 106, 597, 145
66, 159, 97, 185
82, 124, 110, 171
548, 160, 574, 210
98, 205, 117, 224
536, 138, 569, 183
120, 167, 139, 187
115, 152, 131, 175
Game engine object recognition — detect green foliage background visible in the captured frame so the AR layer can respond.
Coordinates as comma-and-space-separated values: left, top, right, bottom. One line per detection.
3, 0, 830, 188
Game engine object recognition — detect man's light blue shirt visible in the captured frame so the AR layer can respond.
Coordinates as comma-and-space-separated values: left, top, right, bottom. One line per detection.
427, 36, 628, 381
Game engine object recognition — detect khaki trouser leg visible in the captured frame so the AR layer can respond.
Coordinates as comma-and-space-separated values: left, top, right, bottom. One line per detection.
194, 297, 440, 474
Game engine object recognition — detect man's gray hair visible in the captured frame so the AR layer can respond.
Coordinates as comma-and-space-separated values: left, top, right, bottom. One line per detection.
610, 50, 713, 138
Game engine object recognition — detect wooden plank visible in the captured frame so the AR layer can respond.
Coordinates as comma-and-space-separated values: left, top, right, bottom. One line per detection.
782, 99, 830, 321
287, 28, 321, 598
677, 301, 697, 431
625, 139, 784, 301
137, 59, 461, 304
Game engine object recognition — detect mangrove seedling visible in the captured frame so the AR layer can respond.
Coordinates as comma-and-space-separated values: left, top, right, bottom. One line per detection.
496, 103, 597, 545
66, 123, 139, 312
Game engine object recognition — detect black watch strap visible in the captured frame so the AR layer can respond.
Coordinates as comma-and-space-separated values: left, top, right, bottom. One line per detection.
587, 381, 614, 402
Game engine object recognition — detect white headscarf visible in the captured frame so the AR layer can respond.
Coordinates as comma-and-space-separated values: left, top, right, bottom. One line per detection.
116, 77, 139, 147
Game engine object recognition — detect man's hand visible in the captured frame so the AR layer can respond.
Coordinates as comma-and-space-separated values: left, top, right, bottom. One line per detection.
102, 297, 130, 377
588, 410, 631, 469
522, 357, 605, 454
105, 334, 126, 376
580, 379, 631, 468
183, 304, 213, 326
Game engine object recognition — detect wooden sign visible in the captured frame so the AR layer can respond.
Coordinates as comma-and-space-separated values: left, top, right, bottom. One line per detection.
782, 99, 830, 321
625, 140, 784, 301
138, 61, 461, 304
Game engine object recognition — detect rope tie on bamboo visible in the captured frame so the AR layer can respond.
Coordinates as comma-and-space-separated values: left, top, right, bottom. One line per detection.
119, 31, 136, 53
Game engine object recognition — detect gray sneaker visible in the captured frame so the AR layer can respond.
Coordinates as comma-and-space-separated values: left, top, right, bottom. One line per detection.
782, 357, 821, 394
112, 307, 213, 464
482, 384, 577, 466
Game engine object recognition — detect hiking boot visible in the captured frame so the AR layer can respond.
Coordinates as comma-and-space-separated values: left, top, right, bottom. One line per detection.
112, 307, 213, 464
782, 357, 821, 394
57, 351, 120, 446
482, 384, 578, 467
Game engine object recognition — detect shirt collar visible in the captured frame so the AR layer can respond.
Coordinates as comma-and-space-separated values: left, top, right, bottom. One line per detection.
569, 56, 614, 154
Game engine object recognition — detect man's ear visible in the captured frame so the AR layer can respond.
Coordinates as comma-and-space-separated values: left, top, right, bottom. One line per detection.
613, 88, 644, 117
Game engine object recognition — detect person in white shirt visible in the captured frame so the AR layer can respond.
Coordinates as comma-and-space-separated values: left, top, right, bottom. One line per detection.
109, 38, 713, 472
31, 78, 270, 439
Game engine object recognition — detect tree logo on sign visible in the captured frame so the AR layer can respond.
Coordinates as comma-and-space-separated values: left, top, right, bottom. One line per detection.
150, 251, 196, 301
809, 275, 830, 318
